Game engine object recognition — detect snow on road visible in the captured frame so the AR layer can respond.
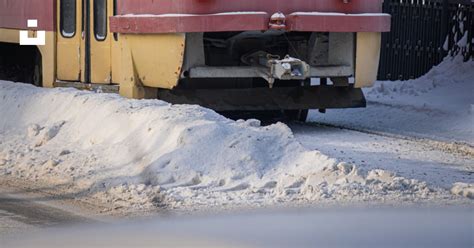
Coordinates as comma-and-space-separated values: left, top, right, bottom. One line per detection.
309, 55, 474, 145
292, 124, 472, 190
0, 56, 472, 212
302, 55, 474, 200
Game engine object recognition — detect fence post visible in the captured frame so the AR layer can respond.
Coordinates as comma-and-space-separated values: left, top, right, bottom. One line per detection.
467, 4, 473, 61
440, 0, 450, 58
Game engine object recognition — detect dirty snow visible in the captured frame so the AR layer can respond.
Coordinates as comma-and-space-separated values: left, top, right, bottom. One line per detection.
0, 78, 468, 211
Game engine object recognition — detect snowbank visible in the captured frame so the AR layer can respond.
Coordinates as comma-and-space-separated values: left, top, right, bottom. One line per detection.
368, 55, 473, 114
0, 81, 465, 211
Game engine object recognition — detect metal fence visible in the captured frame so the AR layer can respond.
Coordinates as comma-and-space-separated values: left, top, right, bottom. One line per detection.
378, 0, 473, 81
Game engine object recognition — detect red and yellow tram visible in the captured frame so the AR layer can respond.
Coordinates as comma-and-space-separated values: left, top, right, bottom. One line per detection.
0, 0, 390, 121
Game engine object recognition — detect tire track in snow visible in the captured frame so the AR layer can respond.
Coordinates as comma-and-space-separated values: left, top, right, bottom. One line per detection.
299, 121, 474, 158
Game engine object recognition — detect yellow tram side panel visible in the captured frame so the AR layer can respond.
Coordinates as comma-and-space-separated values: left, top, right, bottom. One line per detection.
355, 32, 382, 88
118, 33, 186, 99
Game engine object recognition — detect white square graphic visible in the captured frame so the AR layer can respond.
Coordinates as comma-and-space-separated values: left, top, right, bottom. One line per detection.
27, 19, 38, 28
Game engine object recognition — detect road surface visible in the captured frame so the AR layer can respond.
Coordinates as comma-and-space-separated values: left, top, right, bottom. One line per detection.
3, 207, 473, 248
0, 187, 95, 239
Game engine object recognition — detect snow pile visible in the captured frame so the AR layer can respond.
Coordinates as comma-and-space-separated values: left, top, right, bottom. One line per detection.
0, 81, 465, 211
451, 183, 474, 199
367, 56, 474, 144
368, 55, 473, 112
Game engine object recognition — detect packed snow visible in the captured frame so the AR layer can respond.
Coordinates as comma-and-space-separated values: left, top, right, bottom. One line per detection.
0, 56, 472, 211
310, 55, 474, 144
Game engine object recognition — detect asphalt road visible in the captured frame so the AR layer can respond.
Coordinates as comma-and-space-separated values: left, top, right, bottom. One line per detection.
0, 190, 91, 238
3, 207, 473, 248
